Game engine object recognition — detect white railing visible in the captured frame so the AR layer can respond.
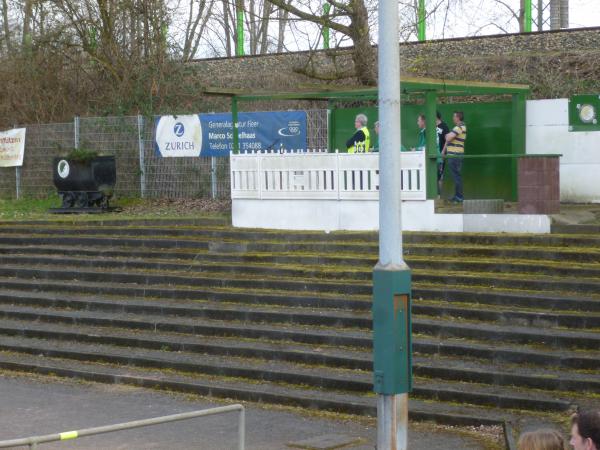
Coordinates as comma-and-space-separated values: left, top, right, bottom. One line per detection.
230, 150, 426, 201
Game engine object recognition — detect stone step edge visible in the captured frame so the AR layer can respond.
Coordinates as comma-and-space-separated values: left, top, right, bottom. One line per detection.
0, 339, 572, 413
2, 314, 599, 372
3, 253, 600, 281
5, 304, 600, 382
0, 354, 522, 427
2, 287, 600, 339
3, 263, 600, 299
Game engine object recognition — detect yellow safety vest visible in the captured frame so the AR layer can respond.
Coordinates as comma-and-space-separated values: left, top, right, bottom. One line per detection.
347, 127, 371, 153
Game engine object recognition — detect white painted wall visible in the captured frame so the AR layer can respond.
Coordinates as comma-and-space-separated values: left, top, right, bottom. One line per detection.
526, 98, 600, 203
232, 198, 550, 233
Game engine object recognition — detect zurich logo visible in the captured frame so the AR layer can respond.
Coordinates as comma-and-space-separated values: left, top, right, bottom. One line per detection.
174, 122, 185, 137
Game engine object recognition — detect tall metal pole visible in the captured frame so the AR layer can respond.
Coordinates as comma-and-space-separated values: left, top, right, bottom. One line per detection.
375, 0, 412, 448
322, 4, 331, 49
559, 0, 568, 28
417, 0, 426, 41
523, 0, 533, 32
137, 115, 146, 199
236, 0, 245, 56
550, 0, 561, 29
378, 0, 402, 284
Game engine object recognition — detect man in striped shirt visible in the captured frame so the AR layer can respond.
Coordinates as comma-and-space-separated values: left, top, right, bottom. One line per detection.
443, 111, 467, 203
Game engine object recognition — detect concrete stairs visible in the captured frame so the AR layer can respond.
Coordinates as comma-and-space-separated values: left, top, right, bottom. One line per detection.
0, 219, 598, 428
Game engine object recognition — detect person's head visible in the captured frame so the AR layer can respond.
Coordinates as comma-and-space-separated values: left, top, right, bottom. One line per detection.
417, 114, 426, 130
517, 429, 567, 450
374, 121, 380, 135
436, 111, 442, 124
453, 111, 464, 125
571, 410, 600, 450
355, 114, 368, 130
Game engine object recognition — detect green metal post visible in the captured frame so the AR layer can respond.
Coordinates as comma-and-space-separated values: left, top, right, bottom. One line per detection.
511, 93, 526, 200
236, 3, 244, 56
232, 97, 240, 154
417, 0, 426, 41
322, 4, 331, 49
523, 0, 533, 32
425, 91, 437, 199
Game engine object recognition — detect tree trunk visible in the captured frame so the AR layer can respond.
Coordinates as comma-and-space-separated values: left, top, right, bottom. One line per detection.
2, 0, 11, 53
276, 6, 288, 53
350, 0, 376, 85
222, 0, 232, 56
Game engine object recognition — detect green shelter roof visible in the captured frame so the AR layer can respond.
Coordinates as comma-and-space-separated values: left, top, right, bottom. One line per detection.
204, 77, 530, 101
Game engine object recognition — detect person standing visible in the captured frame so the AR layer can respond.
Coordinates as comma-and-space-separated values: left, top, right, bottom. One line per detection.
436, 111, 450, 198
570, 410, 600, 450
444, 111, 467, 203
372, 121, 380, 152
346, 114, 371, 153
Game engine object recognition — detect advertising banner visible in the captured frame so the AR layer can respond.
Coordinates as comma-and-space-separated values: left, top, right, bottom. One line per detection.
155, 111, 307, 157
0, 128, 26, 167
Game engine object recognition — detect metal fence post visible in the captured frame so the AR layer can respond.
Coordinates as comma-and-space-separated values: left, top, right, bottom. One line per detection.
13, 123, 20, 199
15, 167, 21, 199
137, 115, 146, 198
74, 116, 80, 149
211, 156, 217, 199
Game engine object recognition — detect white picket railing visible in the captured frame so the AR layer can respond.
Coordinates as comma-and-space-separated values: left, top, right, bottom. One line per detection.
230, 150, 426, 201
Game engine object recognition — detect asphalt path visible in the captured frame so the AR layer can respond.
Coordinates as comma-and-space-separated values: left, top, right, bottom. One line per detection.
0, 374, 487, 449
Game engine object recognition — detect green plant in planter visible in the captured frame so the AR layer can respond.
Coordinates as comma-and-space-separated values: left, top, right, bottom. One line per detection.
64, 147, 100, 163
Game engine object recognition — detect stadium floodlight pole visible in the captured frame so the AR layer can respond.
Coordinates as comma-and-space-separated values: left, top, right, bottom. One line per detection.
524, 0, 533, 32
374, 0, 413, 448
417, 0, 426, 41
322, 4, 331, 49
236, 0, 244, 56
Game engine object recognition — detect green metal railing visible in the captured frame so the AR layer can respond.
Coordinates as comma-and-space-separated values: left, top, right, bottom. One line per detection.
0, 404, 245, 450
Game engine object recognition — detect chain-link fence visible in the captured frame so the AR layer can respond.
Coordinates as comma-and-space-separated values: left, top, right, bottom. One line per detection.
0, 109, 328, 200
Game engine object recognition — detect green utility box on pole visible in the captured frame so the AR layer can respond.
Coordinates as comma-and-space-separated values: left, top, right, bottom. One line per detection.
372, 267, 413, 394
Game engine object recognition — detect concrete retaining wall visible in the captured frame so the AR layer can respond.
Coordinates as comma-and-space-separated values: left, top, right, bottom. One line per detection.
526, 99, 600, 203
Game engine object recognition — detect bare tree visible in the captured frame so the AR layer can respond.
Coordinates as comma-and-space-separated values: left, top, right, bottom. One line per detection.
1, 0, 11, 53
266, 0, 376, 85
180, 0, 214, 60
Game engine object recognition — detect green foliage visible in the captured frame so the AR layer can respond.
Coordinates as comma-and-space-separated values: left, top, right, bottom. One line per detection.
64, 147, 100, 163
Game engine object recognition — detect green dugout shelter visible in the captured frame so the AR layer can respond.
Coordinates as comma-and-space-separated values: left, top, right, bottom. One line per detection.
205, 77, 530, 201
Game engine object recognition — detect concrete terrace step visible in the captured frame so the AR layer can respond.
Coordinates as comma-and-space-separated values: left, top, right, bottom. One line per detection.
1, 234, 600, 264
2, 288, 600, 342
0, 217, 231, 227
0, 351, 529, 427
0, 335, 574, 413
3, 226, 600, 251
0, 219, 597, 425
2, 223, 600, 248
2, 300, 599, 356
3, 270, 600, 317
1, 313, 598, 378
2, 261, 600, 300
2, 251, 600, 283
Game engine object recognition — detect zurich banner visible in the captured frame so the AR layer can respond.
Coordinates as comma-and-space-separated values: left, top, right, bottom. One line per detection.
155, 111, 307, 158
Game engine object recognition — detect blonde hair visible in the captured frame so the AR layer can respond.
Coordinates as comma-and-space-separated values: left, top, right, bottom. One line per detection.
517, 429, 567, 450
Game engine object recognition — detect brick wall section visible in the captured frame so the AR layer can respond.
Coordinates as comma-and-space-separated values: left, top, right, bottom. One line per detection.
518, 157, 560, 214
190, 27, 600, 107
